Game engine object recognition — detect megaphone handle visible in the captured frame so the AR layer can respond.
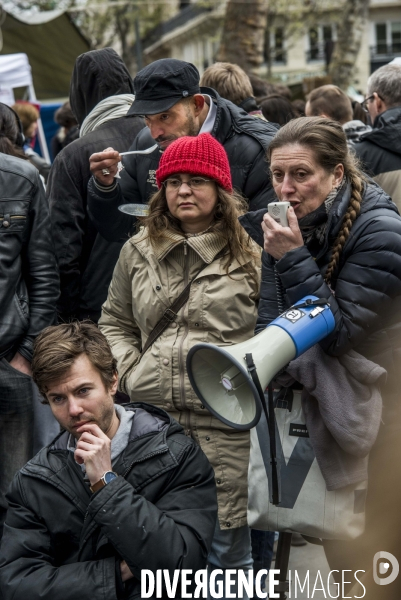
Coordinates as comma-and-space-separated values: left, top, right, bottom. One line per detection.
245, 354, 280, 505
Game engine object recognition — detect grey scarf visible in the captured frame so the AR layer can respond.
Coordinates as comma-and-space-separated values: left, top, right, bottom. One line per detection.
79, 94, 135, 138
299, 178, 346, 246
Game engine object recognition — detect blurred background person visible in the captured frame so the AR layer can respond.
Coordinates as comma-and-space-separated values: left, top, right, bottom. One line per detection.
12, 102, 51, 182
99, 133, 261, 598
291, 98, 306, 117
260, 94, 297, 125
305, 84, 371, 145
248, 73, 276, 103
354, 63, 401, 212
200, 62, 265, 118
350, 99, 370, 125
273, 83, 292, 100
51, 101, 79, 159
0, 103, 28, 161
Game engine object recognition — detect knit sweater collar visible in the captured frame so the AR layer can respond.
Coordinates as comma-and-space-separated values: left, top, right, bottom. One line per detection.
135, 227, 228, 264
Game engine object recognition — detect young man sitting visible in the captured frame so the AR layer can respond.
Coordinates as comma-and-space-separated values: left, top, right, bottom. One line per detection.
0, 322, 217, 600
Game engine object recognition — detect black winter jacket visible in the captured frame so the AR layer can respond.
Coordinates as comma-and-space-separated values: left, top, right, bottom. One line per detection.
0, 403, 217, 600
354, 107, 401, 211
47, 48, 145, 322
87, 87, 278, 243
0, 154, 58, 361
240, 182, 401, 419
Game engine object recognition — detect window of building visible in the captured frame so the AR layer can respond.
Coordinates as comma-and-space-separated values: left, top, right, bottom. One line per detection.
274, 27, 285, 63
375, 23, 387, 54
309, 27, 320, 60
307, 24, 336, 62
374, 22, 401, 54
391, 22, 401, 52
265, 27, 286, 65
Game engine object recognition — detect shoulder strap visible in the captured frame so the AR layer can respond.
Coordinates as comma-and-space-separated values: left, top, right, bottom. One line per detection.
140, 262, 209, 357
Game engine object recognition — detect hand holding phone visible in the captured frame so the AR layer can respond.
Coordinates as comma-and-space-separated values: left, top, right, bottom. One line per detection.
263, 201, 303, 260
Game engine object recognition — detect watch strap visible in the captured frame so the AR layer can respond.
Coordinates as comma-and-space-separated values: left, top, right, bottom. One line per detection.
90, 478, 106, 494
90, 471, 118, 494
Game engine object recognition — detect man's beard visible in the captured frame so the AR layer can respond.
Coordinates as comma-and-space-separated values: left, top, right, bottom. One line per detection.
185, 111, 199, 137
68, 401, 116, 439
155, 111, 199, 149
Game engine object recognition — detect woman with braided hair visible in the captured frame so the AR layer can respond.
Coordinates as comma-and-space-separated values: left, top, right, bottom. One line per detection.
240, 117, 401, 598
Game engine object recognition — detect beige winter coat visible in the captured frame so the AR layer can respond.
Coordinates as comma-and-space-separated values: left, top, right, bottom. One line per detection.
99, 227, 260, 529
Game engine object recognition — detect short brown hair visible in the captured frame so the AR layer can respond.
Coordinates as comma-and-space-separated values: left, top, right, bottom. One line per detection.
200, 62, 253, 106
12, 102, 40, 135
32, 321, 117, 402
306, 85, 353, 124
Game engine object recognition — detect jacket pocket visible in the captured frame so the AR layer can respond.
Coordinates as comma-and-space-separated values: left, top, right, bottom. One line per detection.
0, 214, 27, 232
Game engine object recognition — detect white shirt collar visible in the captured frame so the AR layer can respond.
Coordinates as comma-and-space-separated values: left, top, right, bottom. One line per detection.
199, 95, 217, 135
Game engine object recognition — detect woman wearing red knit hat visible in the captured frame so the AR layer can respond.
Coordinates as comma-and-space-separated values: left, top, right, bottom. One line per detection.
100, 133, 260, 594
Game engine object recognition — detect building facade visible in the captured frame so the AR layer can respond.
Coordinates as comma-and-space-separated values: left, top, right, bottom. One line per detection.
142, 0, 401, 92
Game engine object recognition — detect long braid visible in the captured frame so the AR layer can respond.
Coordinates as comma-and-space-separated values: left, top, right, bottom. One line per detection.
324, 172, 363, 286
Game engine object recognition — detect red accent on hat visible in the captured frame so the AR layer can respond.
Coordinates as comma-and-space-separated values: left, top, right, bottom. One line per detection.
156, 133, 233, 192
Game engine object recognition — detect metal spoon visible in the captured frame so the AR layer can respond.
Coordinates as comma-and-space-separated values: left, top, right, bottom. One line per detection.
119, 144, 158, 156
118, 204, 149, 217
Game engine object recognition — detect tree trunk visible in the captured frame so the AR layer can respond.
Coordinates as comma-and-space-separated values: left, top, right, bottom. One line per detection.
329, 0, 370, 90
217, 0, 269, 73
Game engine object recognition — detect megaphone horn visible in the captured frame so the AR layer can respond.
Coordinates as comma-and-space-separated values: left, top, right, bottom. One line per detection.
186, 296, 335, 430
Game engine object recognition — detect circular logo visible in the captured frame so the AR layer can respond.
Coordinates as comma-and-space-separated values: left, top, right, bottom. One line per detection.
286, 310, 302, 321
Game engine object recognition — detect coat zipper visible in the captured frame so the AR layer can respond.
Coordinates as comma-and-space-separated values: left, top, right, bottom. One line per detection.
178, 240, 191, 436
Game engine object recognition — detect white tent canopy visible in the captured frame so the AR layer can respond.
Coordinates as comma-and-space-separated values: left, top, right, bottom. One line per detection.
0, 52, 49, 162
0, 52, 33, 88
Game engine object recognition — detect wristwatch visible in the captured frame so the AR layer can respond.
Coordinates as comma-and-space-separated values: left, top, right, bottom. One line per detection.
90, 471, 118, 493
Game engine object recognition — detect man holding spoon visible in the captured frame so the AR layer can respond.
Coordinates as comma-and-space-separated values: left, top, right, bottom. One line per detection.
88, 58, 278, 242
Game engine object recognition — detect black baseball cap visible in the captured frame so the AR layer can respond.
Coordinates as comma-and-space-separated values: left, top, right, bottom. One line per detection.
127, 59, 200, 116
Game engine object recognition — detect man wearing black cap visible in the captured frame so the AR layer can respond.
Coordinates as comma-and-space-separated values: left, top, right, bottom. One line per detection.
87, 58, 278, 242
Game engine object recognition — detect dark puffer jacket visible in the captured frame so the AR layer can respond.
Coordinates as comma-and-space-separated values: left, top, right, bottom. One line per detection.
0, 154, 58, 360
87, 87, 278, 243
47, 48, 144, 322
354, 107, 401, 212
0, 403, 217, 600
239, 182, 401, 420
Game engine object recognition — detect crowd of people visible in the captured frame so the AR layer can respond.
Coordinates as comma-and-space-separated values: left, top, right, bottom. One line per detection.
0, 49, 400, 600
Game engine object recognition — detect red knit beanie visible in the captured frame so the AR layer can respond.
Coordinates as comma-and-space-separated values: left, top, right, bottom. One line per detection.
156, 133, 233, 191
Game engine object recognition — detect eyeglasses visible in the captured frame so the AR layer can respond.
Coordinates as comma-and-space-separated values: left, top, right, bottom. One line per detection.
162, 177, 212, 190
361, 93, 383, 112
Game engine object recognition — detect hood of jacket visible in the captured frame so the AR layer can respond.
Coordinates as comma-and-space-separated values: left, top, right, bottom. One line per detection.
358, 106, 401, 155
239, 180, 398, 251
70, 47, 134, 125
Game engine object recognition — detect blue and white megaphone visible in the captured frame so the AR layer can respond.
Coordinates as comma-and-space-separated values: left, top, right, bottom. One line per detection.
186, 296, 335, 430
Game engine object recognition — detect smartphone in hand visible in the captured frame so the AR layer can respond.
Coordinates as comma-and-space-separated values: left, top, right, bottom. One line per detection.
267, 201, 291, 227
